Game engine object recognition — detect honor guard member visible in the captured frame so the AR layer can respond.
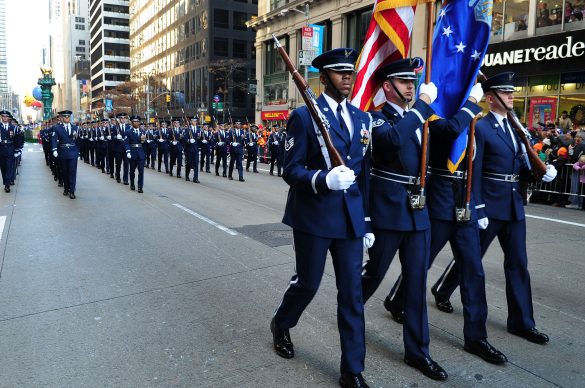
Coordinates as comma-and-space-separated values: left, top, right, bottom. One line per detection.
245, 125, 259, 173
49, 116, 63, 186
88, 122, 96, 166
144, 124, 157, 169
51, 110, 80, 199
359, 59, 449, 380
105, 118, 115, 178
227, 120, 246, 181
10, 117, 24, 185
382, 81, 508, 364
268, 126, 282, 176
271, 48, 373, 388
199, 120, 212, 173
183, 116, 200, 183
214, 122, 228, 177
432, 72, 557, 345
113, 113, 130, 184
157, 120, 171, 173
96, 119, 108, 173
0, 111, 15, 192
124, 115, 146, 193
169, 118, 184, 178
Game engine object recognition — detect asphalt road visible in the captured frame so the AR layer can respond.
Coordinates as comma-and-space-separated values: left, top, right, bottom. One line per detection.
0, 143, 583, 387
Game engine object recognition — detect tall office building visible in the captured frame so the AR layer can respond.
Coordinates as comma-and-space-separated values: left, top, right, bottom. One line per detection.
90, 0, 131, 111
129, 0, 257, 121
0, 0, 8, 95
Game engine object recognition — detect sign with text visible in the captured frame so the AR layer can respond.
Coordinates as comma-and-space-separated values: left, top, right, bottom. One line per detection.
299, 50, 315, 66
308, 24, 325, 73
301, 26, 313, 51
528, 97, 557, 129
261, 110, 289, 121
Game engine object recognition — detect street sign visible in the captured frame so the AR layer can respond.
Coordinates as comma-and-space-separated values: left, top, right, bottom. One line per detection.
213, 95, 220, 102
301, 26, 313, 51
299, 50, 315, 66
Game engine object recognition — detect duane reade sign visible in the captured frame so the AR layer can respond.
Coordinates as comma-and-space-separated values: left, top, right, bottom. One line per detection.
483, 34, 585, 68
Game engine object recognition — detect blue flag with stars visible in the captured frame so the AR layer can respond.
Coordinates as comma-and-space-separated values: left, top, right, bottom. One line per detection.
427, 0, 493, 172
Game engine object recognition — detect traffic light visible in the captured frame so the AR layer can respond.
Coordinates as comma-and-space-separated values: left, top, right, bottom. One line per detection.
165, 94, 171, 103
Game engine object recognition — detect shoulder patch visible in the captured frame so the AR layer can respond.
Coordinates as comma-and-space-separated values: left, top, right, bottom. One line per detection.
285, 136, 294, 151
372, 119, 385, 127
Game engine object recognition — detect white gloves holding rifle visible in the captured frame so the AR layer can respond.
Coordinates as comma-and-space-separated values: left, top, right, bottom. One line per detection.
53, 151, 58, 158
542, 164, 557, 182
478, 217, 489, 230
468, 83, 484, 103
363, 233, 375, 249
419, 82, 438, 104
326, 165, 355, 191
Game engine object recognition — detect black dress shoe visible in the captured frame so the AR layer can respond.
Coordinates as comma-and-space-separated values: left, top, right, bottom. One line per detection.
269, 172, 274, 176
222, 174, 226, 178
431, 286, 453, 313
131, 185, 135, 191
383, 296, 404, 324
138, 188, 143, 193
69, 192, 76, 199
215, 172, 219, 176
116, 178, 121, 183
278, 173, 282, 177
228, 176, 233, 180
253, 170, 259, 173
177, 175, 181, 178
4, 186, 10, 193
185, 177, 190, 181
158, 168, 161, 172
339, 372, 369, 388
123, 182, 129, 185
169, 172, 173, 177
508, 327, 549, 344
239, 178, 245, 182
63, 190, 69, 196
110, 175, 114, 179
270, 318, 294, 359
404, 356, 448, 381
193, 179, 200, 183
464, 339, 508, 364
58, 183, 63, 187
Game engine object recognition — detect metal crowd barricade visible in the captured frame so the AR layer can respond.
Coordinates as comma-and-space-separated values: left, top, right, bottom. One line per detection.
528, 163, 585, 205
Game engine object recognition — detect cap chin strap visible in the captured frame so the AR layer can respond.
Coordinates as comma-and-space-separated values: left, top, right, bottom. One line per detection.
323, 70, 347, 101
389, 79, 411, 104
492, 91, 513, 112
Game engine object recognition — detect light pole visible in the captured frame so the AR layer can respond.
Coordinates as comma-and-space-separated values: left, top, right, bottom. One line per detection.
281, 4, 310, 80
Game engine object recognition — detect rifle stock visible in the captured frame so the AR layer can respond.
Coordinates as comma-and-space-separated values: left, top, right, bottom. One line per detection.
271, 34, 344, 168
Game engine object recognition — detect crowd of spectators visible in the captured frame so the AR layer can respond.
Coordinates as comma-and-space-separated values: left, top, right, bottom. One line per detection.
527, 110, 585, 209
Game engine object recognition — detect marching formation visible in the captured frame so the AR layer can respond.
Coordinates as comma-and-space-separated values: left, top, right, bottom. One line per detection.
0, 110, 25, 193
270, 46, 558, 388
39, 111, 285, 196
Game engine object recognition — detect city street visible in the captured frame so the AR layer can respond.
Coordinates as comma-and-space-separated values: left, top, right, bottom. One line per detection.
0, 143, 583, 387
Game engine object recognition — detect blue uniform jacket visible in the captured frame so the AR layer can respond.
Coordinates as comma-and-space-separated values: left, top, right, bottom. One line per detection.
124, 128, 146, 160
427, 100, 482, 222
227, 128, 246, 153
182, 126, 200, 151
199, 129, 213, 150
369, 100, 434, 232
282, 94, 372, 239
51, 124, 80, 159
214, 130, 229, 154
474, 112, 528, 222
113, 124, 128, 152
0, 125, 15, 156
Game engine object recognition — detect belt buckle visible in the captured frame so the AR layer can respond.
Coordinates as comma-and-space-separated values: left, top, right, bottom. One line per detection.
505, 174, 518, 182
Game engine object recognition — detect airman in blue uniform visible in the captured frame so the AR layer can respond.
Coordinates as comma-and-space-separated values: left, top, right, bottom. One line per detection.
169, 118, 184, 178
214, 123, 228, 177
228, 120, 246, 182
271, 48, 373, 388
382, 79, 509, 365
157, 120, 171, 173
359, 59, 448, 380
124, 115, 146, 193
183, 117, 200, 183
96, 119, 109, 173
199, 121, 212, 173
268, 126, 282, 176
245, 124, 259, 173
0, 110, 15, 192
51, 110, 80, 199
113, 113, 130, 184
432, 72, 557, 345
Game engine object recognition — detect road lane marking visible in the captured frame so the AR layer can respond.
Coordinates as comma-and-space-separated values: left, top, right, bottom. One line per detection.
526, 214, 585, 228
172, 203, 238, 236
0, 216, 5, 241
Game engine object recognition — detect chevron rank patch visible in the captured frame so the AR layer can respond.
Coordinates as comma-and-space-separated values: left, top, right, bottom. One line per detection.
285, 136, 294, 151
372, 119, 385, 127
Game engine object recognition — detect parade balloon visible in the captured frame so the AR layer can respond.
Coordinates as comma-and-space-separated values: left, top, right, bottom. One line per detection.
32, 87, 43, 101
31, 100, 42, 108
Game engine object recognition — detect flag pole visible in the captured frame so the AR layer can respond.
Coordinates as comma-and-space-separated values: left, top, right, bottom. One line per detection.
413, 0, 435, 210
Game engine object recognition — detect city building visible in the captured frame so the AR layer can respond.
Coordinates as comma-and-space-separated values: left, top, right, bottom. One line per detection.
482, 0, 585, 129
90, 0, 131, 113
0, 0, 14, 115
48, 0, 90, 114
129, 0, 257, 122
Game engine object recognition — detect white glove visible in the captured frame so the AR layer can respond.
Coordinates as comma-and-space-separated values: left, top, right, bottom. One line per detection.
419, 82, 438, 104
126, 152, 131, 159
468, 83, 484, 103
189, 138, 196, 143
53, 151, 58, 157
106, 135, 111, 140
116, 134, 122, 140
273, 141, 279, 145
147, 140, 152, 143
542, 164, 557, 182
478, 217, 489, 230
172, 141, 178, 145
13, 152, 18, 157
218, 142, 224, 146
363, 233, 375, 249
158, 138, 164, 142
250, 142, 255, 146
202, 140, 208, 144
325, 165, 356, 191
100, 136, 104, 140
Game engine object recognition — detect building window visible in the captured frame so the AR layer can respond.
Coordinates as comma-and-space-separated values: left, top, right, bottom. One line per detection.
265, 36, 288, 75
270, 0, 288, 11
76, 46, 85, 52
214, 9, 229, 29
347, 7, 373, 49
233, 12, 248, 30
75, 17, 85, 23
214, 37, 229, 57
75, 24, 85, 30
233, 40, 247, 58
79, 40, 86, 45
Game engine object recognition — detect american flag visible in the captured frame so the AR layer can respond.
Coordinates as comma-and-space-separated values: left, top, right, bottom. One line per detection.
351, 0, 430, 111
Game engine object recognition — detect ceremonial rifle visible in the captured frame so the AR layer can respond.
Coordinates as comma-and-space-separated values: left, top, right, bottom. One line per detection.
271, 34, 344, 168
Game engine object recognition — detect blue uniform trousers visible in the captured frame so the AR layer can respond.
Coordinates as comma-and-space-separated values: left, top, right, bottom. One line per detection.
148, 144, 157, 168
215, 151, 227, 176
434, 218, 535, 332
228, 149, 243, 179
200, 147, 211, 172
389, 220, 488, 341
158, 144, 169, 172
246, 146, 258, 172
185, 148, 198, 181
59, 158, 78, 193
362, 228, 430, 361
0, 151, 13, 186
129, 158, 145, 188
274, 229, 365, 374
